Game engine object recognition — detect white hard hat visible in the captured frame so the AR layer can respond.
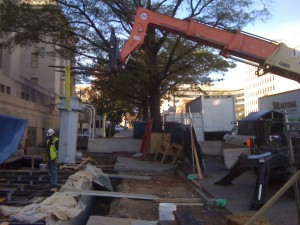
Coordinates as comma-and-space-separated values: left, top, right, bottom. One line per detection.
47, 128, 55, 136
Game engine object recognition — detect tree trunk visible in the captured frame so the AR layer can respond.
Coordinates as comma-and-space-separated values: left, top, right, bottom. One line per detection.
149, 87, 162, 132
142, 100, 149, 121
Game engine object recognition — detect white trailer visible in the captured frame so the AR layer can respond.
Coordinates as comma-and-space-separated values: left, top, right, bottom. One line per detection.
165, 96, 236, 141
258, 89, 300, 120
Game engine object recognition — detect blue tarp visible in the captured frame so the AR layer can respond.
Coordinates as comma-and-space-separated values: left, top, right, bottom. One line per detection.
0, 114, 27, 164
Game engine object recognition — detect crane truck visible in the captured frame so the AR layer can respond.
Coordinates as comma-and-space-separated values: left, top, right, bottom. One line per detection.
109, 7, 300, 210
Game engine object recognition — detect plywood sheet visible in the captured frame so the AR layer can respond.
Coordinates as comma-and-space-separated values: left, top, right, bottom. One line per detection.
150, 133, 171, 154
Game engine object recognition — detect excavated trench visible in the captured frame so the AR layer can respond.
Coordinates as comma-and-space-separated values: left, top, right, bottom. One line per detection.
0, 149, 287, 225
85, 152, 232, 224
89, 176, 121, 217
87, 152, 122, 218
0, 152, 232, 225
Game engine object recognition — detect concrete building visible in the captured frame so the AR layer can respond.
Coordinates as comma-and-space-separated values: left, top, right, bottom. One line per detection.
0, 38, 66, 147
244, 65, 300, 115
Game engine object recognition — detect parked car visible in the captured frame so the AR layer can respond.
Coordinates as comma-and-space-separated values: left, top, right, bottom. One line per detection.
115, 125, 125, 132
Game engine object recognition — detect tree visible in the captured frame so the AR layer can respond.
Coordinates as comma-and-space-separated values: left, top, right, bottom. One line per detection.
99, 0, 271, 131
82, 83, 135, 126
0, 0, 272, 131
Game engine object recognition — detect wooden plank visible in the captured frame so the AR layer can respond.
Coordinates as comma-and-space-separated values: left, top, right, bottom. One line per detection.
150, 133, 171, 154
174, 210, 202, 225
193, 146, 203, 180
75, 157, 93, 170
59, 157, 97, 170
62, 188, 159, 200
192, 128, 203, 179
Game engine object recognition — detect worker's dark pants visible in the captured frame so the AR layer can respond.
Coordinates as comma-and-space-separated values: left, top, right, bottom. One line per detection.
47, 159, 58, 187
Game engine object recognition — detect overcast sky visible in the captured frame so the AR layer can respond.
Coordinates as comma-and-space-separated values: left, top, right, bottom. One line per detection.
213, 0, 300, 89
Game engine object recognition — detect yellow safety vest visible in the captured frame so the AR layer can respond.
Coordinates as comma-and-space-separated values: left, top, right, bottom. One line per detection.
47, 137, 59, 161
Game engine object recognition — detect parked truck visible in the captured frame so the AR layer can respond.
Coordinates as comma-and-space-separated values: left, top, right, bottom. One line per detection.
164, 96, 236, 141
187, 96, 236, 141
258, 89, 300, 121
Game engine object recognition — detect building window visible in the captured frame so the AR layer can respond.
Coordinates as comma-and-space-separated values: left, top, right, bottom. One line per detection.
27, 127, 37, 147
6, 86, 11, 95
31, 53, 39, 68
0, 84, 5, 93
21, 92, 29, 100
31, 77, 38, 84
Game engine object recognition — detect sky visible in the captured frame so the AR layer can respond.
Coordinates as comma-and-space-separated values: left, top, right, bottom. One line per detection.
212, 0, 300, 89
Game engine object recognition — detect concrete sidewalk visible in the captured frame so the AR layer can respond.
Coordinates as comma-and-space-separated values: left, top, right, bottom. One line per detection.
87, 129, 142, 153
88, 138, 141, 153
197, 156, 298, 225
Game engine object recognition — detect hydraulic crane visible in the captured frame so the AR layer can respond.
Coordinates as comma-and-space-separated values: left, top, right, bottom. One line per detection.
109, 7, 300, 210
110, 7, 300, 83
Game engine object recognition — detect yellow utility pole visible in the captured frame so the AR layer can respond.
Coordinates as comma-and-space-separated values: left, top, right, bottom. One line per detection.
65, 60, 71, 111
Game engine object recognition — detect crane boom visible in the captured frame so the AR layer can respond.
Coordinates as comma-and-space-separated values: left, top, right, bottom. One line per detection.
115, 7, 300, 82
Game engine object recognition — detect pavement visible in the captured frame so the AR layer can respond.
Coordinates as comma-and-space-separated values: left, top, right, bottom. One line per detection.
197, 155, 299, 225
88, 128, 141, 153
112, 154, 299, 225
113, 128, 134, 138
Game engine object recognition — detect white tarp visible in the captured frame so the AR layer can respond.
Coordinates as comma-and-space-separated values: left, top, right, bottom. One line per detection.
0, 192, 83, 224
0, 164, 112, 225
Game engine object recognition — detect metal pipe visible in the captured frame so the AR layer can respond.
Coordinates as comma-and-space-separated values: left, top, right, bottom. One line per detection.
82, 105, 92, 141
83, 104, 96, 141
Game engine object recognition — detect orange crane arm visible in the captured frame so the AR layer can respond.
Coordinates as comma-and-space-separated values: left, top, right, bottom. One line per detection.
118, 7, 300, 82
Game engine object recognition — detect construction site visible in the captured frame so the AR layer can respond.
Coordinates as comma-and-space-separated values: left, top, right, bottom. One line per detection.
0, 113, 300, 225
1, 3, 300, 225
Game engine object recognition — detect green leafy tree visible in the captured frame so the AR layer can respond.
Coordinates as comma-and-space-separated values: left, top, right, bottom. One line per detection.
0, 0, 271, 131
81, 82, 136, 126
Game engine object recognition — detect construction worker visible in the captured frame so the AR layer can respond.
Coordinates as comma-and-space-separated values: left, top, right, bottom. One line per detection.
45, 128, 59, 189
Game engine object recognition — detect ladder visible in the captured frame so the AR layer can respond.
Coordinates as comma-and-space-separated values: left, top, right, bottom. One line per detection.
191, 112, 205, 142
188, 108, 206, 178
